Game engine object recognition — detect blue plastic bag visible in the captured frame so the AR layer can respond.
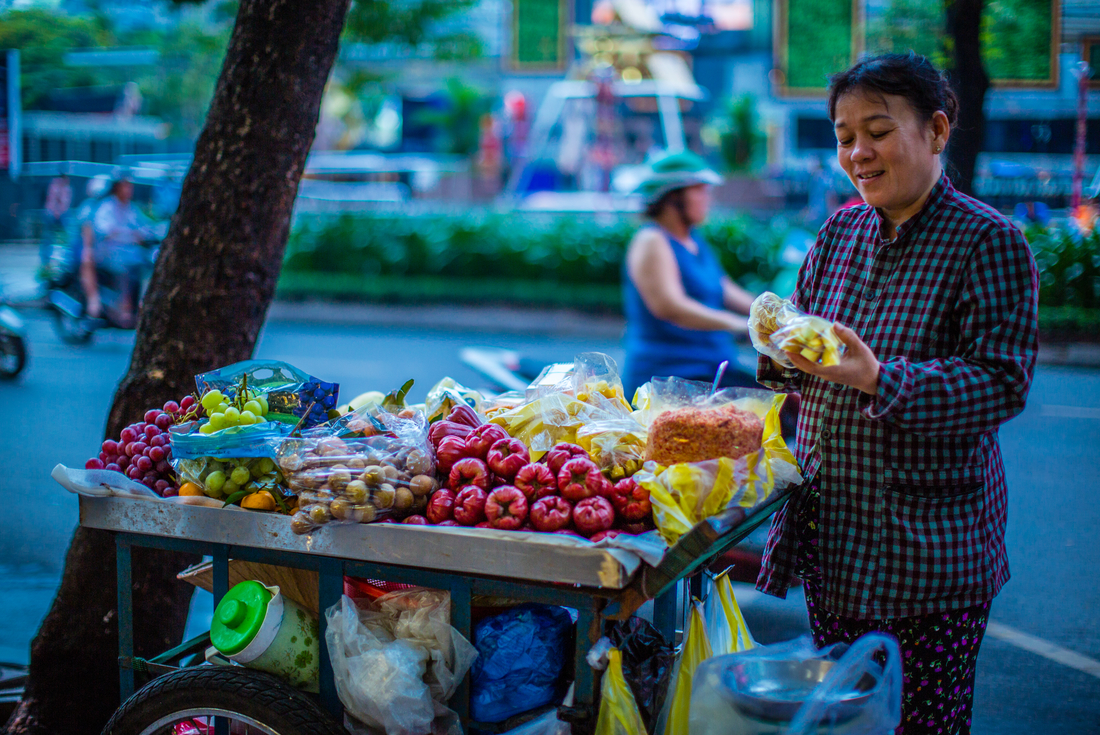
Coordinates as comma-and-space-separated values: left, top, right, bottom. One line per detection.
196, 359, 339, 429
470, 604, 574, 724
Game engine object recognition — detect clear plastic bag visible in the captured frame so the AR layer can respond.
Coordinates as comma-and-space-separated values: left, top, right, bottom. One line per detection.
326, 595, 435, 735
489, 353, 633, 461
196, 359, 340, 429
748, 291, 846, 369
325, 590, 478, 735
575, 417, 647, 480
687, 634, 901, 735
594, 649, 648, 735
424, 377, 485, 424
173, 455, 289, 510
633, 394, 802, 546
278, 408, 438, 534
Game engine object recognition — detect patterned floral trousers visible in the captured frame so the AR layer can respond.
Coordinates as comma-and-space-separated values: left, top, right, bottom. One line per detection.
794, 477, 992, 735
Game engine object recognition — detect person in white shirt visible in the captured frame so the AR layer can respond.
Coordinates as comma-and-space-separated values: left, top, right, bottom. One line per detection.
83, 176, 154, 325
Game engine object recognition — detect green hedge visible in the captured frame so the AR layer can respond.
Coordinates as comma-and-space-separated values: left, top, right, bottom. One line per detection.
279, 211, 1100, 340
1026, 224, 1100, 310
279, 210, 789, 309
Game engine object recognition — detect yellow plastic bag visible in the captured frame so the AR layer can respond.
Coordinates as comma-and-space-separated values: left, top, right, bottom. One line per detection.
704, 572, 756, 656
635, 394, 801, 546
662, 602, 712, 735
595, 648, 649, 735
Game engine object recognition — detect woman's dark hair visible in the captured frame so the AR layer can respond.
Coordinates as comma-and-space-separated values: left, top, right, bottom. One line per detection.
827, 52, 959, 127
644, 187, 688, 223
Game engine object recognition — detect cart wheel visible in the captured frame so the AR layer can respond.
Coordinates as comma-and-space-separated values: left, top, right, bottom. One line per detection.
101, 667, 345, 735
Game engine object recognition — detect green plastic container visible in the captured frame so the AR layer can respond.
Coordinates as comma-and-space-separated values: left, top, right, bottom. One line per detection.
211, 580, 319, 692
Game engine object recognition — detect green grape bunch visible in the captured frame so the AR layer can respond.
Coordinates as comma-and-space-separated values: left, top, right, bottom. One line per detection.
198, 374, 271, 435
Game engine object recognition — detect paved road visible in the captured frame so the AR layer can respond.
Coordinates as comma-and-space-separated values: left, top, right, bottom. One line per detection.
0, 307, 1097, 733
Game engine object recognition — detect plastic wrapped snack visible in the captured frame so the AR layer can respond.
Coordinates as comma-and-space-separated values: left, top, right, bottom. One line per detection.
279, 408, 438, 534
633, 393, 802, 546
748, 292, 845, 369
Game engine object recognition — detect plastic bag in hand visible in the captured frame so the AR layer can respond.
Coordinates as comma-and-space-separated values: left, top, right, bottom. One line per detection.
748, 292, 846, 369
594, 649, 648, 735
325, 596, 435, 735
702, 573, 755, 656
661, 602, 712, 735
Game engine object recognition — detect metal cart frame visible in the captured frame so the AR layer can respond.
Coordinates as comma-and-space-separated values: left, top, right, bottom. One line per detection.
84, 488, 790, 732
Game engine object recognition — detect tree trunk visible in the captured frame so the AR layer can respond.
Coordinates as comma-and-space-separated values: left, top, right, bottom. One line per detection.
4, 1, 349, 733
945, 0, 989, 196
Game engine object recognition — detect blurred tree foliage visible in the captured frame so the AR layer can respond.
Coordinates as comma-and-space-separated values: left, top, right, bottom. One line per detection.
864, 0, 1054, 83
716, 95, 763, 173
1, 0, 483, 143
0, 9, 113, 110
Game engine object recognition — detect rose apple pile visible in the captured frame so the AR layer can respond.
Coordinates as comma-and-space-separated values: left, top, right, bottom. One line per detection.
418, 412, 654, 538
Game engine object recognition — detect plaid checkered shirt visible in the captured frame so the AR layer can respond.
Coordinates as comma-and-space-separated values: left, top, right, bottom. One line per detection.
756, 174, 1039, 619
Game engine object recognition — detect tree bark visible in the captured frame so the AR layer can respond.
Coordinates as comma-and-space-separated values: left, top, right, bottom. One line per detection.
945, 0, 989, 196
4, 1, 350, 733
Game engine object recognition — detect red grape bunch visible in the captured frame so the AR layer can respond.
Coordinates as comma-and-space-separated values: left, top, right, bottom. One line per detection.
85, 396, 198, 497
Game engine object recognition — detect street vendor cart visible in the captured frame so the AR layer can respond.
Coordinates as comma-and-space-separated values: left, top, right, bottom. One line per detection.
83, 484, 791, 735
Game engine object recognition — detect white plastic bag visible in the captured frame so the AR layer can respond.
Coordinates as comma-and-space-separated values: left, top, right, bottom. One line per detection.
326, 596, 435, 735
325, 592, 479, 735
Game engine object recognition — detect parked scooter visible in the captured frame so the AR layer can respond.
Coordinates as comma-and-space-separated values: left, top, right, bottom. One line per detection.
0, 286, 28, 379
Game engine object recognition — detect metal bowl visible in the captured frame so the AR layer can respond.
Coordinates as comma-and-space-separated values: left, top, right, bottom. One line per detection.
721, 658, 877, 722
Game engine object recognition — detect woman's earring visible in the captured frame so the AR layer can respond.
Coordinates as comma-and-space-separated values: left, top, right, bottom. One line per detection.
934, 144, 943, 154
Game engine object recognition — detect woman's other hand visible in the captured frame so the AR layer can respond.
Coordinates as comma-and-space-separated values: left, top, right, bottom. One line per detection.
785, 323, 880, 395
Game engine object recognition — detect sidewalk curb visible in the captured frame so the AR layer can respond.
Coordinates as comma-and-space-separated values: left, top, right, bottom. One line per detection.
266, 300, 627, 339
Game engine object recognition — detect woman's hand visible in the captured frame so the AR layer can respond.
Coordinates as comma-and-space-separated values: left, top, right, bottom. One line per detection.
785, 323, 880, 395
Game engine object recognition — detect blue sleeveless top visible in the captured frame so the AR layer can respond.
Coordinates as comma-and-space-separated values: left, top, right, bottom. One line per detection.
622, 227, 734, 395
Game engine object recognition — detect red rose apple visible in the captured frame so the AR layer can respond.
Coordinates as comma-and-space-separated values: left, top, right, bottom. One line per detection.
530, 496, 573, 532
558, 457, 606, 502
573, 496, 615, 537
590, 529, 622, 543
464, 423, 509, 460
514, 463, 558, 503
485, 485, 529, 530
611, 478, 652, 522
543, 442, 589, 476
453, 486, 488, 526
435, 435, 472, 476
486, 438, 530, 480
426, 489, 457, 524
448, 457, 491, 491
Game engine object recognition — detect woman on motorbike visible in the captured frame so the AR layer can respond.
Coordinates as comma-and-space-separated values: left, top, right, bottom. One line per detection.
84, 174, 156, 326
621, 149, 756, 398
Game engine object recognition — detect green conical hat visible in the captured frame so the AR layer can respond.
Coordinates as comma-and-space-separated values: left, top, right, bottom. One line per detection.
634, 150, 723, 205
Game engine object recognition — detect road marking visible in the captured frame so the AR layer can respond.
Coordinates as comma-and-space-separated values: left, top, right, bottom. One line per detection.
1040, 404, 1100, 420
986, 622, 1100, 680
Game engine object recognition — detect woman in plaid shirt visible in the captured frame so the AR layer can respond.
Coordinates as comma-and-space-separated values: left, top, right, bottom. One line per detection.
756, 53, 1039, 733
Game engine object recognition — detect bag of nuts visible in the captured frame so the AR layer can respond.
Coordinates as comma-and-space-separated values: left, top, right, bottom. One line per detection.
279, 408, 439, 535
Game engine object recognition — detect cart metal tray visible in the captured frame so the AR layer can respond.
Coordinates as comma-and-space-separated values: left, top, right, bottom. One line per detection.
80, 496, 634, 589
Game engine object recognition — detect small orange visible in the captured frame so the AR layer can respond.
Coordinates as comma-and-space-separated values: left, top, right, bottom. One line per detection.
241, 490, 277, 511
179, 482, 204, 497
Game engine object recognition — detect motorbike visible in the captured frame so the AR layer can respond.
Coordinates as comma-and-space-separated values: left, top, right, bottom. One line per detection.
44, 232, 162, 345
0, 288, 28, 379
